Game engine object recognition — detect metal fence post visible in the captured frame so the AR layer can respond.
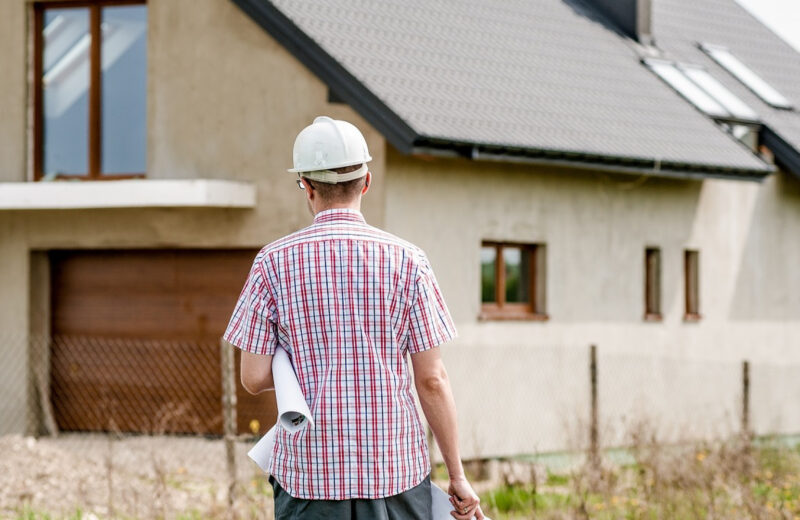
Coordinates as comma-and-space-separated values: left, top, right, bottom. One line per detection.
742, 360, 750, 439
589, 344, 599, 470
221, 339, 238, 516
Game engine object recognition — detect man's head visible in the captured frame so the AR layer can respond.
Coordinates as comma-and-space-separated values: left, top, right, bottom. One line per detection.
300, 164, 369, 203
289, 116, 373, 214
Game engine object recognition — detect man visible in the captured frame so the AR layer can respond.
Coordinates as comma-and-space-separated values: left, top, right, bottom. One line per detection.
224, 116, 484, 520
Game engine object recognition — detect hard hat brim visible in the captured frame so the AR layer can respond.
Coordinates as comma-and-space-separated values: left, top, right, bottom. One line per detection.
287, 155, 372, 174
295, 164, 369, 184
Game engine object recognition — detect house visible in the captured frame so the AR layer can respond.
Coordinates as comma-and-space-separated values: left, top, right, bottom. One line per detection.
1, 0, 799, 459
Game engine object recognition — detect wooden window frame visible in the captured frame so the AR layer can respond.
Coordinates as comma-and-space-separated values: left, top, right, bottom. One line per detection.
479, 241, 548, 321
644, 247, 662, 321
684, 249, 701, 321
33, 0, 147, 181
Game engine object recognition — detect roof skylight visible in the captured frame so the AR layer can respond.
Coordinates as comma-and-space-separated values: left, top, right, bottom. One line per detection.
644, 59, 759, 122
645, 59, 729, 118
678, 64, 760, 121
699, 43, 793, 109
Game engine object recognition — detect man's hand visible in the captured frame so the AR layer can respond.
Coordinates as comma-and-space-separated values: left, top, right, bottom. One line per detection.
448, 477, 484, 520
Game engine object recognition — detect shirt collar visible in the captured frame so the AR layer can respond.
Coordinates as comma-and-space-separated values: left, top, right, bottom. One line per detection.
313, 208, 366, 224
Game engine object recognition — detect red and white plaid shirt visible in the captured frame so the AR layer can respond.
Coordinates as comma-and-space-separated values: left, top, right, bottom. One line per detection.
224, 208, 457, 500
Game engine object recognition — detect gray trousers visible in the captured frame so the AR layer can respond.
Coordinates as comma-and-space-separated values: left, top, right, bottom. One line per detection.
270, 474, 433, 520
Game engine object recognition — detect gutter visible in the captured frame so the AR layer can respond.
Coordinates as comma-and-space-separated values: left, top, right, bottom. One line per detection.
412, 141, 774, 182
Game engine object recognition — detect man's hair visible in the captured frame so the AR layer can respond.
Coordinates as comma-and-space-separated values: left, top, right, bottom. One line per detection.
303, 164, 367, 203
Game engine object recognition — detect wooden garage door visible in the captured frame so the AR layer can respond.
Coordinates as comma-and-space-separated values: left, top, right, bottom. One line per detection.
50, 249, 278, 435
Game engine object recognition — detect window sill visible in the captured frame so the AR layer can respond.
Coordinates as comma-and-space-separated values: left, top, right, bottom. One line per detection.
478, 310, 549, 322
683, 313, 702, 322
643, 313, 663, 322
0, 179, 256, 210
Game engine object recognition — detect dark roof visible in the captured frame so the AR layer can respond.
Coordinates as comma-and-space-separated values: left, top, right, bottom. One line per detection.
233, 0, 775, 179
653, 0, 800, 178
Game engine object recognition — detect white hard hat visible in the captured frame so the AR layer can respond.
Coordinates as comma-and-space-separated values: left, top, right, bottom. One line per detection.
288, 116, 372, 183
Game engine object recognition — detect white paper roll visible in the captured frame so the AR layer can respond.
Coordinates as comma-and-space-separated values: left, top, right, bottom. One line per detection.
272, 348, 314, 432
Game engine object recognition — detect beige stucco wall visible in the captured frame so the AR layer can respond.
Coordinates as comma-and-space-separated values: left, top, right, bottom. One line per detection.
0, 1, 27, 182
0, 0, 387, 434
384, 150, 800, 457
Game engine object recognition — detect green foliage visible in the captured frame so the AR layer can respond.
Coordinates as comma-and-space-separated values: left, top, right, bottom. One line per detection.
480, 438, 800, 520
545, 471, 569, 486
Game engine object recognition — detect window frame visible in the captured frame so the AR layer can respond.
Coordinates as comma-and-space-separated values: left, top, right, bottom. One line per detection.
479, 241, 547, 321
33, 0, 147, 181
684, 249, 701, 321
644, 247, 662, 321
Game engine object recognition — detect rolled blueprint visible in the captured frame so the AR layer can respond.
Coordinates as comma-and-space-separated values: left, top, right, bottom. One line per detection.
247, 348, 487, 520
272, 347, 314, 431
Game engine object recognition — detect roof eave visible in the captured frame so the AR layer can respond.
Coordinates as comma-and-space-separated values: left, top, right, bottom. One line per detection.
413, 140, 774, 181
231, 0, 420, 153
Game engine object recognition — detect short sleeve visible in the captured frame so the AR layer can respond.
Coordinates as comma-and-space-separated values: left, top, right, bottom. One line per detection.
405, 253, 458, 354
223, 256, 279, 356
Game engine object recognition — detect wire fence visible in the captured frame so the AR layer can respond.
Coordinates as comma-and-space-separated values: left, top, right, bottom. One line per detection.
1, 332, 799, 519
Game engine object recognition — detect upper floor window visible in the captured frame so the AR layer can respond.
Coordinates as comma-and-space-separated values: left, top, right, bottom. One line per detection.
684, 250, 701, 320
34, 1, 147, 181
644, 247, 662, 321
480, 241, 547, 320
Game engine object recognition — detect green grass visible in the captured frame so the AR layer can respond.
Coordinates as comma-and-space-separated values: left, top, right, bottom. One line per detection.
479, 438, 800, 520
12, 505, 83, 520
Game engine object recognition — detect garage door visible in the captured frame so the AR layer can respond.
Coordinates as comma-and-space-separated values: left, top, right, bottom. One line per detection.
50, 249, 278, 435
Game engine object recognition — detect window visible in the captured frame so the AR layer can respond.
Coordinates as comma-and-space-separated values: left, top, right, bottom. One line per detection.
643, 58, 759, 122
480, 242, 546, 320
34, 0, 148, 181
644, 247, 661, 320
678, 64, 759, 121
684, 250, 700, 320
699, 43, 793, 110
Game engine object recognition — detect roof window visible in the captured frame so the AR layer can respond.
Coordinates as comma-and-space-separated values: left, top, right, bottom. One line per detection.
699, 43, 793, 110
643, 59, 759, 123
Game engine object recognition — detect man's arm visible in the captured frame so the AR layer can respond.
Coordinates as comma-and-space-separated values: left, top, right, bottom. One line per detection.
411, 347, 484, 520
240, 350, 274, 394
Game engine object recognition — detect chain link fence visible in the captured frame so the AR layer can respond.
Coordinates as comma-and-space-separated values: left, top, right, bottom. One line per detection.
1, 332, 798, 519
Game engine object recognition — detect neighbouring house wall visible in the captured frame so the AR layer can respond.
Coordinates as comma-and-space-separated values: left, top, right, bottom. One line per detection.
384, 149, 800, 457
0, 0, 387, 434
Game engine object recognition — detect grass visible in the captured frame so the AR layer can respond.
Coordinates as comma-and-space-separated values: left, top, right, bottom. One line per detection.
12, 506, 84, 520
8, 434, 800, 519
479, 436, 800, 520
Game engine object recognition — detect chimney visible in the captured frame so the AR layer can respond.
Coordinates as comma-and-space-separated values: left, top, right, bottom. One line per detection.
588, 0, 653, 45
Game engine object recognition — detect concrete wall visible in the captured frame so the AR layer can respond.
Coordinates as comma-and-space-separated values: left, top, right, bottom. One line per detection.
383, 149, 800, 457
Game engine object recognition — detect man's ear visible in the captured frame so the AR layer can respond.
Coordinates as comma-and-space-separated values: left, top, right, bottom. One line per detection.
301, 178, 315, 200
362, 171, 371, 194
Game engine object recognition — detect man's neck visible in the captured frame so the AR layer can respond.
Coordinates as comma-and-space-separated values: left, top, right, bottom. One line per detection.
312, 200, 361, 215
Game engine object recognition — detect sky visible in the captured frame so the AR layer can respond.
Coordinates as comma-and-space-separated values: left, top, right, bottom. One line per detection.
735, 0, 800, 52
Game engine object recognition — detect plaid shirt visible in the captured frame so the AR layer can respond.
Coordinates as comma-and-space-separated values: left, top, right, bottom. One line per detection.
224, 208, 457, 500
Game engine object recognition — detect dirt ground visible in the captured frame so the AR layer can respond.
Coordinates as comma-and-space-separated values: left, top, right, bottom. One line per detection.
0, 433, 274, 519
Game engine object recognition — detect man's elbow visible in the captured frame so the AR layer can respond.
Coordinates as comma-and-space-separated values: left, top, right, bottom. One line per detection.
241, 372, 274, 395
418, 368, 449, 396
